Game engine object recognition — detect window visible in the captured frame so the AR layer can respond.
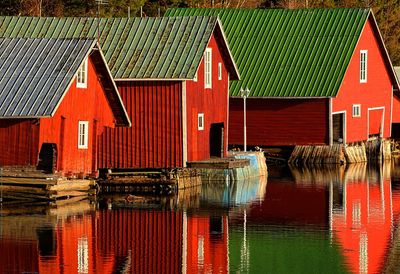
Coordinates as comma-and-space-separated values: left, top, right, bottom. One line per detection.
352, 104, 361, 117
78, 121, 89, 149
218, 62, 222, 80
77, 59, 88, 88
360, 50, 367, 83
198, 113, 204, 130
204, 48, 212, 88
194, 71, 198, 82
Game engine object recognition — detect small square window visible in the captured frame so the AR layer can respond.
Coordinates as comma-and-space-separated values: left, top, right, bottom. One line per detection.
77, 59, 88, 88
78, 121, 89, 149
198, 113, 204, 131
352, 104, 361, 117
218, 63, 222, 80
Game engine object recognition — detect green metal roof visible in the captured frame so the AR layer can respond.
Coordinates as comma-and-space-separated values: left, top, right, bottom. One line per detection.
166, 8, 371, 97
0, 16, 239, 80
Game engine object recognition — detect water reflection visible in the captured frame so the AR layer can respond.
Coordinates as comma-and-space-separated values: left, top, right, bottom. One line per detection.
1, 163, 400, 273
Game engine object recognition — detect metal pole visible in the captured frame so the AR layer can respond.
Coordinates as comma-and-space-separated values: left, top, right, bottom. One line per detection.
241, 88, 250, 152
244, 94, 247, 152
128, 6, 130, 18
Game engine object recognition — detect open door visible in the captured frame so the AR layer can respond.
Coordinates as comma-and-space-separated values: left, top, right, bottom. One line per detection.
37, 143, 57, 173
333, 113, 345, 144
210, 123, 224, 158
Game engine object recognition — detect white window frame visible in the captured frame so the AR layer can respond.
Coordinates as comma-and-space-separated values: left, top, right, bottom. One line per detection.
78, 121, 89, 149
198, 113, 204, 131
218, 62, 222, 80
193, 71, 198, 82
77, 59, 88, 88
204, 48, 212, 89
360, 50, 367, 83
352, 104, 361, 117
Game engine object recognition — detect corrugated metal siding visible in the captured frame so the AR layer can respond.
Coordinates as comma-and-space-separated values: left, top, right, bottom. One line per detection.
166, 8, 370, 98
0, 38, 95, 117
97, 209, 183, 274
0, 119, 39, 166
98, 81, 183, 168
229, 98, 329, 146
0, 16, 218, 80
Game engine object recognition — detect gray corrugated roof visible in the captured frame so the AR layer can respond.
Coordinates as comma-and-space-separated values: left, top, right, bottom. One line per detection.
0, 38, 95, 117
0, 38, 131, 126
0, 16, 239, 80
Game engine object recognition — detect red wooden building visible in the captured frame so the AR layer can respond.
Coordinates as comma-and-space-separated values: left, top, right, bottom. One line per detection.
168, 8, 400, 147
0, 16, 239, 169
0, 38, 130, 175
94, 17, 239, 168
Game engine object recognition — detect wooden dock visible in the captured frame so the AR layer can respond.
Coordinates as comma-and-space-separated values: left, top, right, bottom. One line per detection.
97, 168, 201, 195
0, 167, 96, 204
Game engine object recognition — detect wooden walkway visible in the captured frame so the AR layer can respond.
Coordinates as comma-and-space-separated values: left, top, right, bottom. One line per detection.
0, 167, 96, 204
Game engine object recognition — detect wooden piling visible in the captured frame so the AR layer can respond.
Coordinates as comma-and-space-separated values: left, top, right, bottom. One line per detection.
289, 144, 346, 165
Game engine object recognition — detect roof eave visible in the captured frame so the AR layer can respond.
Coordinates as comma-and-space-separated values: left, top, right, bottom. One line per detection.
368, 11, 400, 92
95, 42, 132, 128
215, 18, 240, 80
50, 39, 98, 119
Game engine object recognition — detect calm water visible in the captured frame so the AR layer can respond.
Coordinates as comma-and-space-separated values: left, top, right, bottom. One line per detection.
1, 162, 400, 273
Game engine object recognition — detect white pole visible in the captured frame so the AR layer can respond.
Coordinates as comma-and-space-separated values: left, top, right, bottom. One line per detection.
241, 88, 250, 152
244, 95, 247, 152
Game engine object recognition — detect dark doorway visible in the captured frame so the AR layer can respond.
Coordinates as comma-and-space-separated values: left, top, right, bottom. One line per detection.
37, 226, 57, 257
37, 143, 57, 173
332, 113, 345, 144
210, 123, 224, 158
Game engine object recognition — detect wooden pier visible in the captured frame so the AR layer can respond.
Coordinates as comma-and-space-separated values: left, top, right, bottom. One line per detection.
97, 168, 201, 195
0, 167, 96, 205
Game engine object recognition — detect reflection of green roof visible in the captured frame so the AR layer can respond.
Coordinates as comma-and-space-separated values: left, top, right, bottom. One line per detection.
166, 8, 369, 98
229, 228, 349, 273
0, 16, 239, 80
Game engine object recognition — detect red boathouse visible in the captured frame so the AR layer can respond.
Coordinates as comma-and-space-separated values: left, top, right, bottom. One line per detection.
0, 38, 130, 175
0, 16, 239, 168
167, 8, 400, 147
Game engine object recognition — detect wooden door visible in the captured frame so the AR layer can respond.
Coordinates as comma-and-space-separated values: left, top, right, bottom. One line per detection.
368, 109, 384, 137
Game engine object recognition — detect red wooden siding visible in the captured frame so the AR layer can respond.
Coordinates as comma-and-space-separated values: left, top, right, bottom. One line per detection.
229, 98, 330, 146
186, 34, 230, 161
39, 56, 116, 175
98, 81, 183, 168
332, 18, 393, 143
0, 119, 39, 166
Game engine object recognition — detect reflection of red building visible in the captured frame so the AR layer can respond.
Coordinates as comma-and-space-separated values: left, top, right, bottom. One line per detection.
332, 165, 400, 274
238, 179, 330, 227
185, 214, 228, 274
96, 209, 183, 274
0, 239, 39, 273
